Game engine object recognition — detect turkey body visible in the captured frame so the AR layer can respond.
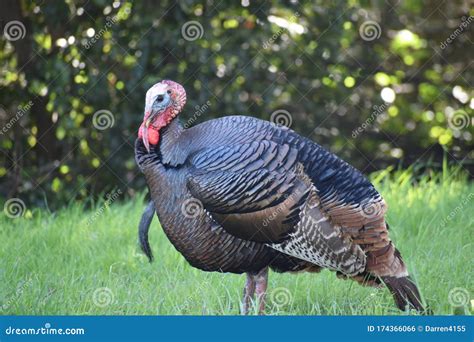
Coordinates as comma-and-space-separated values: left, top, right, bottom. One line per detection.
136, 116, 313, 275
136, 115, 424, 311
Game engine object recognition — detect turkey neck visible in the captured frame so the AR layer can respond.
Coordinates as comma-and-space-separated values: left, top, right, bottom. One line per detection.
161, 116, 183, 144
141, 117, 199, 234
144, 116, 187, 203
158, 117, 187, 166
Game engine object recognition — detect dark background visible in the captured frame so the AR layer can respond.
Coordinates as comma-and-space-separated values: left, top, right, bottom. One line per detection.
0, 0, 472, 209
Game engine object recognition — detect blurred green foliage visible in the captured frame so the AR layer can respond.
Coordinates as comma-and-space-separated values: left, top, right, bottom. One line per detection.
0, 0, 472, 207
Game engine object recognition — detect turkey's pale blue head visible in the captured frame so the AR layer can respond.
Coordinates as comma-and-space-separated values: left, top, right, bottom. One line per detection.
144, 82, 171, 120
139, 80, 186, 151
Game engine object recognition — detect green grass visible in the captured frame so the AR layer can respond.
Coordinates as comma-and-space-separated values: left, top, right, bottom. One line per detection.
1, 169, 473, 315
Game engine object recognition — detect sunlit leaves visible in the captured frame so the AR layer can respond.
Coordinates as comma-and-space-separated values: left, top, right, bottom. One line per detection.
223, 19, 239, 29
0, 0, 471, 208
59, 165, 69, 174
343, 76, 355, 88
34, 33, 52, 51
374, 72, 391, 87
51, 177, 62, 192
74, 73, 88, 84
91, 158, 100, 168
418, 83, 439, 103
392, 30, 425, 50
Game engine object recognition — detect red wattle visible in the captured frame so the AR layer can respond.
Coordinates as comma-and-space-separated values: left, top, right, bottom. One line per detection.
138, 123, 160, 145
148, 128, 159, 145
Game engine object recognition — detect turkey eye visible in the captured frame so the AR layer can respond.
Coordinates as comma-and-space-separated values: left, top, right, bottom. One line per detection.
167, 90, 171, 94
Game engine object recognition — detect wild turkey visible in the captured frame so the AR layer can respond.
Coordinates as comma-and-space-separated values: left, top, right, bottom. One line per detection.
135, 80, 425, 314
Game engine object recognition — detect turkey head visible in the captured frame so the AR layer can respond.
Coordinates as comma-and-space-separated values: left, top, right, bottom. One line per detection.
139, 80, 186, 152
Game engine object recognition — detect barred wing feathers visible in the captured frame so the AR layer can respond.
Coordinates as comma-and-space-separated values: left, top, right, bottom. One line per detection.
187, 140, 368, 276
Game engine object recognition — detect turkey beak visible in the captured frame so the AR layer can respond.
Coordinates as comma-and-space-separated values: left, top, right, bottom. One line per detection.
142, 124, 150, 153
142, 109, 158, 153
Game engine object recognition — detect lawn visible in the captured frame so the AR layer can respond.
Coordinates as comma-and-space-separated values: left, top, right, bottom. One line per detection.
1, 169, 472, 315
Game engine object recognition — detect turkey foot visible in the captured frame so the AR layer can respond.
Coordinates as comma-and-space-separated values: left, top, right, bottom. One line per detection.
241, 267, 268, 315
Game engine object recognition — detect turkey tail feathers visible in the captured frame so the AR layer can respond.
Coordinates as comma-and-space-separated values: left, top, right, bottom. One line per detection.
139, 200, 155, 262
382, 276, 425, 312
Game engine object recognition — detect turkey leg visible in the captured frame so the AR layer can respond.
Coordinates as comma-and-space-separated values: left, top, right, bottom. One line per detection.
242, 272, 256, 315
254, 267, 268, 314
241, 267, 268, 315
